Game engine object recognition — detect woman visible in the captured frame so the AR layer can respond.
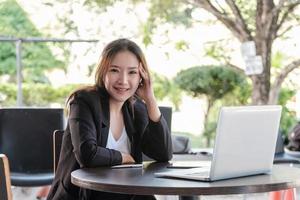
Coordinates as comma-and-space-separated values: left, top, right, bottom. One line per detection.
47, 38, 173, 200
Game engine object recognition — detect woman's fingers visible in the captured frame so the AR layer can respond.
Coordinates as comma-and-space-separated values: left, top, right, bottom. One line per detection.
139, 63, 148, 80
121, 153, 135, 164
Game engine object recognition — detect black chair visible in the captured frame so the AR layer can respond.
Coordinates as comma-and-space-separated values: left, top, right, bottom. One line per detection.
0, 108, 64, 186
141, 106, 172, 161
0, 154, 12, 200
159, 106, 191, 154
158, 106, 172, 131
53, 130, 64, 174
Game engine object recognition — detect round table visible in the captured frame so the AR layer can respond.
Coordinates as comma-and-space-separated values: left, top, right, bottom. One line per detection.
71, 162, 300, 196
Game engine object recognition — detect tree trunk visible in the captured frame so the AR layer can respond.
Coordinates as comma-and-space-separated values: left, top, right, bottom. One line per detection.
204, 98, 213, 147
251, 75, 270, 105
251, 30, 273, 105
268, 86, 281, 105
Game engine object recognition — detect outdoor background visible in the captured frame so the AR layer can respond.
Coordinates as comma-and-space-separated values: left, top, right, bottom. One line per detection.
1, 0, 300, 148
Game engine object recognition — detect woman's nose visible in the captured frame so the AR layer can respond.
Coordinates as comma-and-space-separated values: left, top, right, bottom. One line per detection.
118, 72, 128, 84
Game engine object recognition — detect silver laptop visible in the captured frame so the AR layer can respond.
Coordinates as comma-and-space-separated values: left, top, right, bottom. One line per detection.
155, 105, 282, 181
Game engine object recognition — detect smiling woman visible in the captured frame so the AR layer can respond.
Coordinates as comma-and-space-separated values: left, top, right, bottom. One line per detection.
46, 38, 173, 200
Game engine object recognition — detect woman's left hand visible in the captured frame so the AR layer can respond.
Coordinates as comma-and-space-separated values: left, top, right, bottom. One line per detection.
136, 63, 161, 122
136, 63, 155, 103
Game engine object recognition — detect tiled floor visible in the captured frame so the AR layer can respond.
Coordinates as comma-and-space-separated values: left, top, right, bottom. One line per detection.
12, 187, 298, 200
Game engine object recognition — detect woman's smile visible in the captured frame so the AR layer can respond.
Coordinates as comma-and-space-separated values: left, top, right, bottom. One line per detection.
113, 86, 130, 94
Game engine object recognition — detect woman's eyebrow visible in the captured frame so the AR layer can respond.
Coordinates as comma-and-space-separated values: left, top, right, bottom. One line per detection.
128, 66, 138, 70
110, 64, 120, 68
110, 65, 138, 69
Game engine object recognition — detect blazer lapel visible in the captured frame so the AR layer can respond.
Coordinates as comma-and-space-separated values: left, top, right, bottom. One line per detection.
97, 87, 110, 147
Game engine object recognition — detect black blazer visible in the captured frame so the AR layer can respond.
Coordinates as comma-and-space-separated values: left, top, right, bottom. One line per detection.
47, 87, 173, 200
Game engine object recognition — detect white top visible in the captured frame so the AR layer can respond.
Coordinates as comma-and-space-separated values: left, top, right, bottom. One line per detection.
106, 127, 131, 154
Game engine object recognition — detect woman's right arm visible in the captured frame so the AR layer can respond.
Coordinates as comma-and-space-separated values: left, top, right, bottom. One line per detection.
68, 97, 123, 167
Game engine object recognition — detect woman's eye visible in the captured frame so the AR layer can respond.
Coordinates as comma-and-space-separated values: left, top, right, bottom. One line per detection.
129, 70, 138, 74
109, 68, 119, 72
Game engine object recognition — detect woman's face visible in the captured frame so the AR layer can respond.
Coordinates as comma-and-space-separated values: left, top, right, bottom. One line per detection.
104, 50, 141, 103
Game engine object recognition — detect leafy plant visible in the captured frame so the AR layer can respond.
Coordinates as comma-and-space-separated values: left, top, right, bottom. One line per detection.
175, 65, 248, 146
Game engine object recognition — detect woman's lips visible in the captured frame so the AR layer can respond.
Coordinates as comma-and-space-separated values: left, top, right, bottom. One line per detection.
114, 87, 129, 93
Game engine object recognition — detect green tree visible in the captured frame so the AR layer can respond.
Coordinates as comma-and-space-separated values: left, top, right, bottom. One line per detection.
0, 0, 65, 83
175, 65, 248, 146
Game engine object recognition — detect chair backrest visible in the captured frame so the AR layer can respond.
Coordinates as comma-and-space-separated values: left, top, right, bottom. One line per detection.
0, 154, 12, 200
142, 106, 173, 161
0, 108, 64, 185
275, 131, 285, 154
53, 130, 64, 174
159, 106, 172, 132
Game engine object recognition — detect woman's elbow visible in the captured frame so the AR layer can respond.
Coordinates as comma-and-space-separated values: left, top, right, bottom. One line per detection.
164, 146, 173, 161
160, 153, 173, 162
157, 146, 173, 162
75, 143, 97, 167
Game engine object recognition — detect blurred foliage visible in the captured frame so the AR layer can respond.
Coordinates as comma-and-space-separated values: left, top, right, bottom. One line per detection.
175, 66, 247, 100
152, 72, 182, 110
83, 0, 116, 12
233, 0, 256, 32
142, 0, 194, 46
175, 40, 189, 51
84, 0, 194, 46
0, 83, 80, 107
271, 51, 286, 69
83, 0, 257, 47
204, 39, 233, 63
147, 0, 193, 27
138, 0, 258, 37
0, 0, 65, 83
278, 88, 298, 136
